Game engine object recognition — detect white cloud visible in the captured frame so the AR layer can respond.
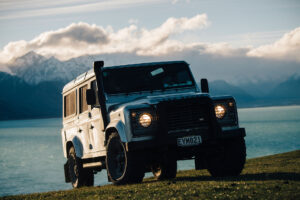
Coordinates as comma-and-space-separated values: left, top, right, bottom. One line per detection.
0, 14, 210, 63
247, 27, 300, 62
1, 12, 300, 73
199, 42, 249, 57
0, 0, 166, 20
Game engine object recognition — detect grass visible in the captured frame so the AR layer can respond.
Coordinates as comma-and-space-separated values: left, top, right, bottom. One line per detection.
2, 150, 300, 200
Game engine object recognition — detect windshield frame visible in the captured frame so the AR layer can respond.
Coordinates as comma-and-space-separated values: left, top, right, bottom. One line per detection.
102, 61, 197, 95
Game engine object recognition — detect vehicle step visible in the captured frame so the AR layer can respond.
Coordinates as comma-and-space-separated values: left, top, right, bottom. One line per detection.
83, 161, 103, 168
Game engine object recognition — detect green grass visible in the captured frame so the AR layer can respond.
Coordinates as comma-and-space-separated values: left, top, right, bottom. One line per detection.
2, 150, 300, 200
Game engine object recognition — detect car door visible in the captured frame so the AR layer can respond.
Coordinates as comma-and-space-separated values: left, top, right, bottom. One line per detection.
78, 84, 93, 155
88, 80, 106, 156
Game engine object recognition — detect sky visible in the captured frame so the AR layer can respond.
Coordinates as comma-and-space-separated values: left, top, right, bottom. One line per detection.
0, 0, 300, 83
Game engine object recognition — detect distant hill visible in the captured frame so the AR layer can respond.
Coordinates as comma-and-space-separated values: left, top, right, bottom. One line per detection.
1, 52, 300, 120
8, 51, 91, 85
269, 76, 300, 99
209, 80, 256, 107
0, 72, 64, 120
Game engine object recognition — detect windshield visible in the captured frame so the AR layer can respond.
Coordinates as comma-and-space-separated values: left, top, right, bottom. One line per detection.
103, 63, 195, 94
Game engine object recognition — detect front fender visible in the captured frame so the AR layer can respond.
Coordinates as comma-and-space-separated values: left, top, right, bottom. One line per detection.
106, 120, 128, 143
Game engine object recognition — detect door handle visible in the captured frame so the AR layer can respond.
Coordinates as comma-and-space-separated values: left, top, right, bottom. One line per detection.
78, 129, 82, 133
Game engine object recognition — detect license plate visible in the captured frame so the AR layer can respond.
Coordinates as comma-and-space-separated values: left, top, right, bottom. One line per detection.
177, 135, 202, 147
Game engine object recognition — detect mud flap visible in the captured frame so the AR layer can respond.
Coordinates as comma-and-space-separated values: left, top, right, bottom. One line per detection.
64, 161, 71, 183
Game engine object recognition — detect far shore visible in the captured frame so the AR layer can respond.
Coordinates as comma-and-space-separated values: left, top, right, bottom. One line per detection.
1, 104, 300, 122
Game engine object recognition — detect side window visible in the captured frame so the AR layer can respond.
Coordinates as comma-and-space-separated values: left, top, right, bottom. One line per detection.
64, 91, 76, 117
91, 80, 100, 107
79, 85, 88, 113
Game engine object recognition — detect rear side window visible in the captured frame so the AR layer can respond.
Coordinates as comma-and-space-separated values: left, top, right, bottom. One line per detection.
79, 85, 88, 113
64, 91, 76, 117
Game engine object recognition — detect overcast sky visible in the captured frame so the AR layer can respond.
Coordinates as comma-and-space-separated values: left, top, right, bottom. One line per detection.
0, 0, 299, 83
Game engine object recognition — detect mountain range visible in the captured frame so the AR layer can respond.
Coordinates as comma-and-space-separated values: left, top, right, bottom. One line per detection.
0, 52, 299, 120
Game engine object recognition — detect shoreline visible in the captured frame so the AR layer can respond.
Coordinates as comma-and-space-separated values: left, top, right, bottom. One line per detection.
1, 104, 300, 122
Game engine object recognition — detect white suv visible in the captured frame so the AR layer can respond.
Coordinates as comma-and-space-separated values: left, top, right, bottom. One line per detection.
61, 61, 246, 187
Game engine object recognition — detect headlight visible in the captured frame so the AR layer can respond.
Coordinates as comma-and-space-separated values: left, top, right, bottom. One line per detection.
215, 105, 226, 119
139, 113, 152, 127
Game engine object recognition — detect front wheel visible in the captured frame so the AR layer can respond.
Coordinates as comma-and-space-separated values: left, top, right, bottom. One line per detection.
106, 132, 144, 185
68, 146, 94, 188
207, 137, 246, 177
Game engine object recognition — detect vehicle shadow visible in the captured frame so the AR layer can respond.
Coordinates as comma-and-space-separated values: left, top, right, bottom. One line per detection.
174, 172, 300, 182
143, 172, 300, 184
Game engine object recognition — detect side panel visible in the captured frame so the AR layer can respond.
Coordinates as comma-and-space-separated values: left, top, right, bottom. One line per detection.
62, 122, 82, 157
77, 111, 91, 155
89, 107, 106, 156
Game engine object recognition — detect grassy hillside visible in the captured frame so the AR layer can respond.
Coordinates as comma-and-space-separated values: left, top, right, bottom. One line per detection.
2, 150, 300, 200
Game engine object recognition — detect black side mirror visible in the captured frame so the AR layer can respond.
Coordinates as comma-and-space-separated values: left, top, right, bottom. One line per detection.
201, 79, 209, 93
86, 89, 96, 105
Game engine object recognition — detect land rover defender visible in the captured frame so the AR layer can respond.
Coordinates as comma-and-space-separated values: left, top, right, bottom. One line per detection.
61, 61, 246, 187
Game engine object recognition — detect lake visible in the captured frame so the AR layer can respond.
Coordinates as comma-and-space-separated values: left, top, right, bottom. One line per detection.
0, 105, 299, 196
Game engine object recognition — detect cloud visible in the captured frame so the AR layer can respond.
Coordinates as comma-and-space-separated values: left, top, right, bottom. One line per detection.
247, 27, 300, 62
1, 12, 300, 78
0, 0, 166, 20
0, 14, 209, 63
198, 42, 249, 57
0, 22, 110, 63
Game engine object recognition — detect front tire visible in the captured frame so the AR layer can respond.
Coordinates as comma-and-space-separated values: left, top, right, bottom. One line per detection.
106, 132, 145, 185
207, 137, 246, 177
68, 146, 94, 188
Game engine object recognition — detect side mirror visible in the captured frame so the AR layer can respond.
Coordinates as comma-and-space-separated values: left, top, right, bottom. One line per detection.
86, 89, 96, 105
201, 79, 209, 93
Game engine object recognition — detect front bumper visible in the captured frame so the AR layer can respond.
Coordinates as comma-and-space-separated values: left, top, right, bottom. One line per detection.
126, 127, 246, 153
220, 127, 246, 139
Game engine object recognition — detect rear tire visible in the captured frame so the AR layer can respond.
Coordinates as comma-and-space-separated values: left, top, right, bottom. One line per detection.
106, 132, 144, 185
68, 146, 94, 188
151, 152, 177, 180
207, 137, 246, 177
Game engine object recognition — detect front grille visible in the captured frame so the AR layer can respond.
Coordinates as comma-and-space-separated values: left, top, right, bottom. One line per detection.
162, 98, 210, 132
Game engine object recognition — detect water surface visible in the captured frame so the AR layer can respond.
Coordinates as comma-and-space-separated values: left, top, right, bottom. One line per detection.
0, 105, 299, 196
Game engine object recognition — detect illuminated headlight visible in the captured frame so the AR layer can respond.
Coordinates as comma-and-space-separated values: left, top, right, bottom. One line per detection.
138, 113, 152, 127
215, 105, 226, 119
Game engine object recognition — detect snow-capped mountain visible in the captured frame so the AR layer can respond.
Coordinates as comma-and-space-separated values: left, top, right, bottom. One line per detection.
5, 51, 154, 85
7, 51, 91, 84
0, 51, 299, 120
